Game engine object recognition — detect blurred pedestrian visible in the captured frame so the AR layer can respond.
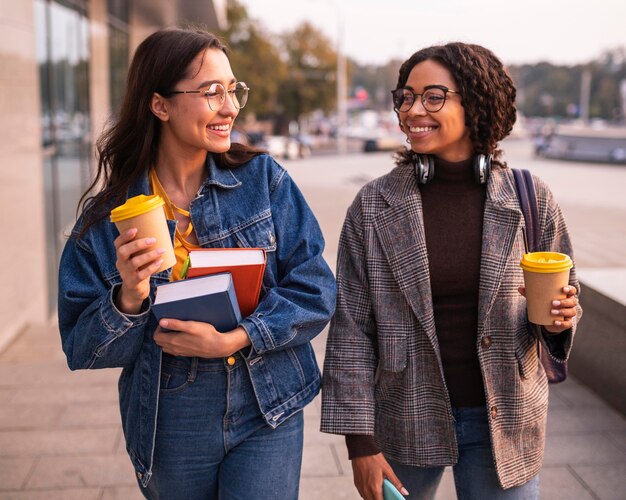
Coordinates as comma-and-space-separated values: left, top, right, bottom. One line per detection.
321, 42, 581, 500
58, 28, 335, 499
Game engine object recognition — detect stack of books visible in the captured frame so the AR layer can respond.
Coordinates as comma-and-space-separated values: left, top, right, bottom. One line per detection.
152, 248, 266, 332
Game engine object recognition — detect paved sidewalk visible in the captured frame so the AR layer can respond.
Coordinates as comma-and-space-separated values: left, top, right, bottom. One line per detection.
1, 323, 625, 499
2, 143, 626, 498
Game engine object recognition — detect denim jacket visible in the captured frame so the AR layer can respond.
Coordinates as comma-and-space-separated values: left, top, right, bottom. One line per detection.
58, 153, 336, 486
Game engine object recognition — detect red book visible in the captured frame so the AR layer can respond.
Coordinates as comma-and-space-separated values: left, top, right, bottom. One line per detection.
186, 248, 266, 318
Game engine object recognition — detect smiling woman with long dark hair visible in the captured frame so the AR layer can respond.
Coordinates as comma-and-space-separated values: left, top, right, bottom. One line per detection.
58, 28, 335, 499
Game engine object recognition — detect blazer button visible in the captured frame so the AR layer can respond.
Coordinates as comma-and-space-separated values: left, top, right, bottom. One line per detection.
491, 405, 498, 420
481, 336, 492, 349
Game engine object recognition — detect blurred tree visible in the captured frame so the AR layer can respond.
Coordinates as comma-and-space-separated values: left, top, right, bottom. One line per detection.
594, 47, 626, 120
219, 0, 287, 121
591, 74, 620, 119
510, 63, 582, 117
278, 22, 337, 131
509, 47, 626, 121
599, 47, 626, 74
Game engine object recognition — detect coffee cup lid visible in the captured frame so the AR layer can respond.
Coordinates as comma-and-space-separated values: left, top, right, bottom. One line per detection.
520, 251, 573, 273
110, 194, 165, 222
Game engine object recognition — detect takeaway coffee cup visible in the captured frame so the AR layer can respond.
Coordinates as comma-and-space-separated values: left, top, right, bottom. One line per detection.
520, 251, 573, 325
110, 194, 176, 273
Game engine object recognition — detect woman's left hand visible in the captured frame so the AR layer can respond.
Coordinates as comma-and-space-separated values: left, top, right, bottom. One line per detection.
153, 319, 251, 358
518, 285, 579, 334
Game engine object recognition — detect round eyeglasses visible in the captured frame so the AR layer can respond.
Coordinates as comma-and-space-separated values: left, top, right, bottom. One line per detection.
391, 85, 460, 113
165, 81, 250, 111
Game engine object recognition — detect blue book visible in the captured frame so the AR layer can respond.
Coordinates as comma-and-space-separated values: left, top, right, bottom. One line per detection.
151, 272, 242, 332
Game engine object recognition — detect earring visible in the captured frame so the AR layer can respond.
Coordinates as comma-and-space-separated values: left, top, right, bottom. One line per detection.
405, 137, 411, 144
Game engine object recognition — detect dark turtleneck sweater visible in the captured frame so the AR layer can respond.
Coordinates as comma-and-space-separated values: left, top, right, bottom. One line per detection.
346, 156, 488, 460
421, 156, 487, 407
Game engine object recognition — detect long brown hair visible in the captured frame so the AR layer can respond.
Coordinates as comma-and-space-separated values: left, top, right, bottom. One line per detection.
77, 28, 262, 237
394, 42, 517, 167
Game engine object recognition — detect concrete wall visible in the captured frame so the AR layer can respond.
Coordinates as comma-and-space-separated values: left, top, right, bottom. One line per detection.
0, 1, 49, 352
88, 0, 111, 146
570, 270, 626, 415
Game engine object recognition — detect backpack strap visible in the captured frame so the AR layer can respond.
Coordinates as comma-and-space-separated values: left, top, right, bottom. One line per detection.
511, 168, 568, 384
511, 169, 540, 252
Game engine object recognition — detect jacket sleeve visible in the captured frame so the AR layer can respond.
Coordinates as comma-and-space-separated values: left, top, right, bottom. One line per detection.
320, 199, 378, 436
536, 176, 583, 361
238, 168, 336, 355
58, 232, 152, 370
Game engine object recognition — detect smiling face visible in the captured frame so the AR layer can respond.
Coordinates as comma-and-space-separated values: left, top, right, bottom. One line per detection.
399, 59, 473, 162
154, 48, 239, 155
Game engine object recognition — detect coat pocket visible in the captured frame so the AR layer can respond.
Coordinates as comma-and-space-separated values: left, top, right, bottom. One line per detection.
377, 334, 407, 373
515, 333, 539, 379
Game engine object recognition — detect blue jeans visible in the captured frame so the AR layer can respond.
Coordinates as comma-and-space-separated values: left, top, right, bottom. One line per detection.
141, 354, 304, 500
389, 407, 539, 500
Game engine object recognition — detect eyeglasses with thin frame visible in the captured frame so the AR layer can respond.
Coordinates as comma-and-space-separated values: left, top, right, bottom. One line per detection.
165, 81, 250, 111
391, 84, 460, 113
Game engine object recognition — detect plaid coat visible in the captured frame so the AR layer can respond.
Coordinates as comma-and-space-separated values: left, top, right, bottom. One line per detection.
320, 162, 581, 489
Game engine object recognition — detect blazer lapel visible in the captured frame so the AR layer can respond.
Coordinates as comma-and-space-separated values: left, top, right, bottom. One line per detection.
373, 167, 437, 346
478, 168, 522, 332
371, 165, 522, 349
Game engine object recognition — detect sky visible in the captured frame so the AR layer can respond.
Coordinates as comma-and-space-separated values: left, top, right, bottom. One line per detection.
238, 0, 626, 66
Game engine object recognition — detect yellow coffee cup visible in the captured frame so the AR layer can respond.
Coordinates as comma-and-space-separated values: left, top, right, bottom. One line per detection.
520, 251, 573, 325
110, 194, 176, 273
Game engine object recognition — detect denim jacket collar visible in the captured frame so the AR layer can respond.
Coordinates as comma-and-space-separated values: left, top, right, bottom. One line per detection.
127, 154, 242, 199
203, 154, 242, 189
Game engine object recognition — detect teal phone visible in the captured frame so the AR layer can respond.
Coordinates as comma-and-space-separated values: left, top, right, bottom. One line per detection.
383, 479, 405, 499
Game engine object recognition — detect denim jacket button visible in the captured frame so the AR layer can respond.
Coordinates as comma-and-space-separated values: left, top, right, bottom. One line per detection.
137, 472, 143, 480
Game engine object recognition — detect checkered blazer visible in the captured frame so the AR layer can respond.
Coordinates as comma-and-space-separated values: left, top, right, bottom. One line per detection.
320, 162, 581, 489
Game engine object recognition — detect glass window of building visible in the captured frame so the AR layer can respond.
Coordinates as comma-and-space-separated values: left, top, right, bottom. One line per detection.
108, 0, 130, 114
35, 0, 91, 313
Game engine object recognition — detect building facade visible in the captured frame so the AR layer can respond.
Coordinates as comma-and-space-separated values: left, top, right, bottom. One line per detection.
0, 0, 226, 351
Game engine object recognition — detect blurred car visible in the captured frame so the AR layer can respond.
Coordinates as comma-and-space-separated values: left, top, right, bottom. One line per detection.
264, 135, 311, 160
363, 132, 405, 152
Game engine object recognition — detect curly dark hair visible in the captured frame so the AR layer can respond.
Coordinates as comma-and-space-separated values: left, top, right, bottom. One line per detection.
394, 42, 517, 166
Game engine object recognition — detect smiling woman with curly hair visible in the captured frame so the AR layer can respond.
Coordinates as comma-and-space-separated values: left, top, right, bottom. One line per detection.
321, 42, 582, 500
393, 42, 517, 166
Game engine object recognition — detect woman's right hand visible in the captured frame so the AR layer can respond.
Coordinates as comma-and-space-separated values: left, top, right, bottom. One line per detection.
352, 453, 408, 499
114, 228, 165, 314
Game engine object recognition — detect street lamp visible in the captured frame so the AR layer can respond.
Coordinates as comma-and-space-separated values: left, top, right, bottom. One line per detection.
336, 7, 347, 154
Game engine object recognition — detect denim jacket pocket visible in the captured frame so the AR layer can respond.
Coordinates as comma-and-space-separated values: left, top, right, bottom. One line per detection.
231, 210, 277, 252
